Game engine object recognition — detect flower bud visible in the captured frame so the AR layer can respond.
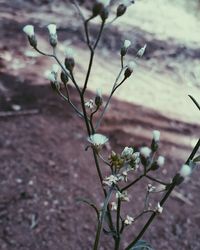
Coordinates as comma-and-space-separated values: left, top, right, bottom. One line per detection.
157, 156, 165, 167
116, 4, 127, 17
124, 61, 135, 78
92, 0, 110, 17
140, 147, 151, 159
100, 7, 109, 21
151, 130, 160, 152
137, 44, 147, 57
95, 89, 103, 107
60, 71, 69, 85
47, 24, 57, 47
23, 25, 37, 48
65, 48, 75, 72
48, 72, 60, 91
121, 39, 131, 57
179, 164, 192, 178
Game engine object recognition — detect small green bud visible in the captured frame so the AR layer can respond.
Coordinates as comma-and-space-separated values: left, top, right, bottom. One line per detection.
60, 71, 69, 85
65, 48, 75, 72
116, 4, 127, 17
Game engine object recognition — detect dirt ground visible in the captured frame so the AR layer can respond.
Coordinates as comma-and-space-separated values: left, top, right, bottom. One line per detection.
0, 1, 200, 250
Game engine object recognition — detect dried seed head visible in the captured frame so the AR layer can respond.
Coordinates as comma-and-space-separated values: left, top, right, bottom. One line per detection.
179, 164, 192, 178
137, 44, 147, 57
124, 61, 135, 78
47, 24, 57, 47
23, 25, 37, 48
65, 48, 75, 71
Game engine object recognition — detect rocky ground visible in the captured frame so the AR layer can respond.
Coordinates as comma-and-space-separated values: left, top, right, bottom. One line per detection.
0, 0, 200, 249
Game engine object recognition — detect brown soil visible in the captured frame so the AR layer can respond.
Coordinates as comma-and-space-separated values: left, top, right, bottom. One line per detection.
0, 1, 200, 250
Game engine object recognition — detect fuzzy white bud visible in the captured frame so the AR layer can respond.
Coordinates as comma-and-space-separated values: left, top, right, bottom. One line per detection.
157, 156, 165, 167
153, 130, 160, 142
47, 24, 57, 35
179, 164, 192, 178
52, 64, 59, 74
140, 147, 151, 158
65, 48, 74, 59
23, 25, 35, 37
124, 40, 131, 49
137, 44, 147, 57
122, 0, 134, 7
127, 61, 135, 72
97, 0, 110, 7
48, 72, 56, 82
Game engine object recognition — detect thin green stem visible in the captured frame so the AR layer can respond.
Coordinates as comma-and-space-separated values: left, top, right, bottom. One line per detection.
145, 175, 170, 186
121, 174, 144, 192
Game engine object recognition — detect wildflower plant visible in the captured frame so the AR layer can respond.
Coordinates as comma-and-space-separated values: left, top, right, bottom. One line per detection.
23, 1, 200, 249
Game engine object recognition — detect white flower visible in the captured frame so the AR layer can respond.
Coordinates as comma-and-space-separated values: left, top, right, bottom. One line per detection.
157, 156, 165, 167
116, 191, 130, 202
155, 203, 163, 214
23, 25, 35, 37
111, 202, 117, 211
122, 0, 134, 7
127, 61, 135, 72
103, 175, 119, 186
121, 146, 134, 159
137, 44, 147, 57
132, 152, 140, 163
153, 130, 160, 142
85, 99, 94, 110
124, 215, 134, 225
47, 24, 57, 35
97, 0, 110, 7
179, 164, 192, 178
147, 184, 156, 192
65, 48, 74, 58
88, 133, 108, 148
140, 147, 151, 158
48, 72, 56, 82
52, 64, 59, 74
124, 40, 131, 49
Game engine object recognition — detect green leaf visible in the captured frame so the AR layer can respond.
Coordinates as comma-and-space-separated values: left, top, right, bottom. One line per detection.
76, 197, 99, 219
130, 240, 155, 250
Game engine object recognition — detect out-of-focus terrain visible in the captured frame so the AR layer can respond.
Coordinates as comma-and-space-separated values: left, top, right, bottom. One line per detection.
0, 0, 200, 249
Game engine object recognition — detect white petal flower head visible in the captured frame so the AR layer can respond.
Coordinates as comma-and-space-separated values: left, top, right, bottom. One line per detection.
140, 147, 151, 158
153, 130, 160, 142
88, 133, 108, 148
124, 40, 131, 49
97, 0, 110, 7
121, 146, 134, 159
157, 156, 165, 167
103, 175, 118, 186
47, 24, 57, 35
179, 164, 192, 178
155, 203, 163, 214
137, 44, 147, 57
124, 215, 134, 225
23, 25, 35, 37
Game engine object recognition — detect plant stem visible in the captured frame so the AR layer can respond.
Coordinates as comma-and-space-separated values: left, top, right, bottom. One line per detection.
93, 187, 114, 250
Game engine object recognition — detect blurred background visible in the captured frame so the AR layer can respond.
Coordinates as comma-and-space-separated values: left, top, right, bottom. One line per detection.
0, 0, 200, 249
